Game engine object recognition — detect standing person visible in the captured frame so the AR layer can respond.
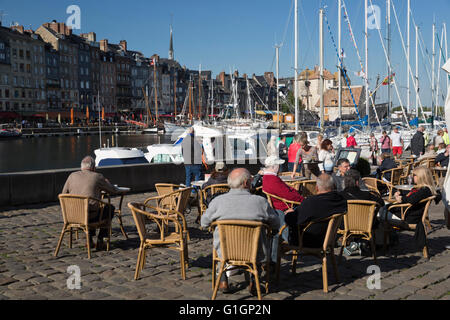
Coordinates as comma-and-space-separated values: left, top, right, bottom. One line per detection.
201, 168, 280, 293
443, 128, 450, 145
181, 127, 204, 188
292, 136, 320, 179
318, 139, 335, 174
341, 133, 349, 148
278, 135, 289, 172
369, 133, 379, 165
347, 131, 358, 148
287, 134, 302, 173
316, 133, 324, 151
411, 126, 426, 157
391, 127, 404, 160
62, 156, 124, 250
380, 131, 392, 154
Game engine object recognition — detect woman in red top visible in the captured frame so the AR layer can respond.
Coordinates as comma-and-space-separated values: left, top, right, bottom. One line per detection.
287, 134, 302, 173
262, 155, 304, 263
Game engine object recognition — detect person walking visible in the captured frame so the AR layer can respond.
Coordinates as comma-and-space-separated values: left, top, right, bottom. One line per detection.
443, 128, 450, 145
369, 133, 379, 165
346, 131, 358, 148
287, 134, 302, 173
181, 127, 204, 188
411, 126, 426, 157
391, 127, 404, 160
380, 131, 392, 155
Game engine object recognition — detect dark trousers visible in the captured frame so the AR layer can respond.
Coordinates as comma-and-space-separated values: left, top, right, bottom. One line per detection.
89, 204, 115, 239
288, 162, 302, 173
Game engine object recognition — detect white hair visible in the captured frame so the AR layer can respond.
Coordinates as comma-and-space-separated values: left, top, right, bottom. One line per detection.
316, 174, 335, 192
227, 168, 251, 189
81, 156, 95, 171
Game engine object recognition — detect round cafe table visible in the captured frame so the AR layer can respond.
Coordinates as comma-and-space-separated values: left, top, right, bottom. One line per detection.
101, 186, 130, 239
394, 184, 415, 192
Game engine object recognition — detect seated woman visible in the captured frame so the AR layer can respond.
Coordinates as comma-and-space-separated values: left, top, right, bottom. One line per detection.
318, 139, 335, 175
202, 162, 229, 205
380, 167, 437, 247
377, 152, 397, 182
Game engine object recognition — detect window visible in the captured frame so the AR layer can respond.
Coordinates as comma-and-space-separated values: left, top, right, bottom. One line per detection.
5, 89, 9, 98
0, 53, 5, 60
0, 42, 4, 50
12, 48, 17, 57
85, 81, 89, 89
80, 81, 84, 89
19, 49, 23, 58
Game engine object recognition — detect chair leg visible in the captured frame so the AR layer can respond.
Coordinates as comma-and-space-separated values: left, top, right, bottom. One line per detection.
69, 229, 73, 249
370, 237, 377, 264
253, 264, 262, 300
423, 245, 429, 259
54, 228, 66, 257
339, 234, 348, 263
134, 244, 144, 280
291, 253, 298, 275
86, 230, 91, 259
117, 212, 128, 239
322, 256, 328, 293
179, 249, 186, 280
106, 223, 111, 252
212, 264, 225, 300
212, 252, 217, 290
329, 251, 340, 283
275, 249, 282, 283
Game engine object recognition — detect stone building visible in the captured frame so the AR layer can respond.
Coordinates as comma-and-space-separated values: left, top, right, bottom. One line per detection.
99, 39, 116, 114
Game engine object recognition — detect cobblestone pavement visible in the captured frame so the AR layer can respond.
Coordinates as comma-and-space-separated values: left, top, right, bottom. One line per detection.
0, 191, 449, 301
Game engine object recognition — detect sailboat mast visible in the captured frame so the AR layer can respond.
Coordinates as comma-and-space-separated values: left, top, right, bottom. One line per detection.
319, 8, 324, 131
365, 0, 370, 129
276, 44, 280, 131
416, 25, 419, 119
98, 90, 101, 148
387, 0, 392, 123
294, 0, 299, 134
407, 0, 411, 114
211, 79, 214, 119
432, 22, 436, 127
153, 58, 158, 125
338, 0, 342, 133
188, 75, 193, 123
198, 65, 202, 121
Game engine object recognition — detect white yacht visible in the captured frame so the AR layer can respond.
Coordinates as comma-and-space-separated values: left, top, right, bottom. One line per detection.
94, 147, 149, 167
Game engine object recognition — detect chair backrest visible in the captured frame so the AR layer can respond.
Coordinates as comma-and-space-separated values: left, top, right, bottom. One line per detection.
362, 177, 379, 194
263, 191, 301, 209
418, 196, 435, 225
203, 184, 230, 198
322, 213, 345, 251
155, 183, 182, 208
128, 202, 185, 242
299, 180, 317, 197
58, 194, 89, 226
211, 220, 267, 264
176, 187, 193, 214
345, 200, 378, 234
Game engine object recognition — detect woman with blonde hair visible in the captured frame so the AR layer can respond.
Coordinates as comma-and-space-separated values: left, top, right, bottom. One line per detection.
386, 166, 436, 225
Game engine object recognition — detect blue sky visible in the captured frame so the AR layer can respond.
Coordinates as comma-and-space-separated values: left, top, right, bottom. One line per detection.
1, 0, 449, 109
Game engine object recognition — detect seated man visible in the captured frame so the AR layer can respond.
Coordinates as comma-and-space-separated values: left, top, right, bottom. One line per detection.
332, 158, 368, 192
418, 144, 437, 161
201, 168, 280, 293
62, 156, 124, 250
377, 152, 397, 182
340, 169, 384, 229
262, 155, 304, 263
285, 174, 348, 248
435, 145, 450, 167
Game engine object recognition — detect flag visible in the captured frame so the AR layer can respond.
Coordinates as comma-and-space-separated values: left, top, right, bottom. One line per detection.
382, 73, 396, 86
70, 108, 74, 125
150, 58, 156, 66
102, 107, 105, 121
86, 106, 89, 119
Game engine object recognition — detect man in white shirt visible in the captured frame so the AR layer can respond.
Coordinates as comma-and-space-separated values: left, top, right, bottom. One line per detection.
390, 127, 404, 160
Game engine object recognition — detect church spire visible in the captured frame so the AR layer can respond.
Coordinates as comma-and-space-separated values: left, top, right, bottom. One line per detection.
169, 24, 174, 60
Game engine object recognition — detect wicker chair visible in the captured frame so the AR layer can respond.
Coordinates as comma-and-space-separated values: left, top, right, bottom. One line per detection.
263, 191, 302, 211
275, 213, 345, 293
144, 188, 192, 239
279, 172, 302, 177
382, 196, 435, 259
199, 184, 230, 217
155, 183, 184, 209
54, 194, 112, 259
296, 180, 317, 197
128, 202, 189, 280
210, 220, 271, 300
362, 177, 395, 202
399, 163, 413, 185
339, 200, 379, 263
381, 167, 404, 186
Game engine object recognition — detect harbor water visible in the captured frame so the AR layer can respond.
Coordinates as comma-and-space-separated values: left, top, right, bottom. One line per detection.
0, 133, 173, 173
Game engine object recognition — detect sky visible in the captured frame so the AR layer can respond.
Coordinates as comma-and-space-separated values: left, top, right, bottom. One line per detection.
1, 0, 449, 110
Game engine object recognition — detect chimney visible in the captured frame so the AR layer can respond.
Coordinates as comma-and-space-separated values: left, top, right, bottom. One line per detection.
217, 71, 226, 87
119, 40, 127, 52
100, 39, 109, 52
11, 25, 24, 34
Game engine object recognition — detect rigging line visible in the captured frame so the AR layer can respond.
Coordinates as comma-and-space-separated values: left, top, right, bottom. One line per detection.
298, 0, 316, 69
367, 0, 409, 128
280, 0, 295, 47
342, 0, 365, 77
391, 0, 426, 121
436, 30, 450, 81
323, 11, 365, 126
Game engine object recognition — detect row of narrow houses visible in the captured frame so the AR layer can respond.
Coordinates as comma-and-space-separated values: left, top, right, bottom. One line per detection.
0, 20, 382, 122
